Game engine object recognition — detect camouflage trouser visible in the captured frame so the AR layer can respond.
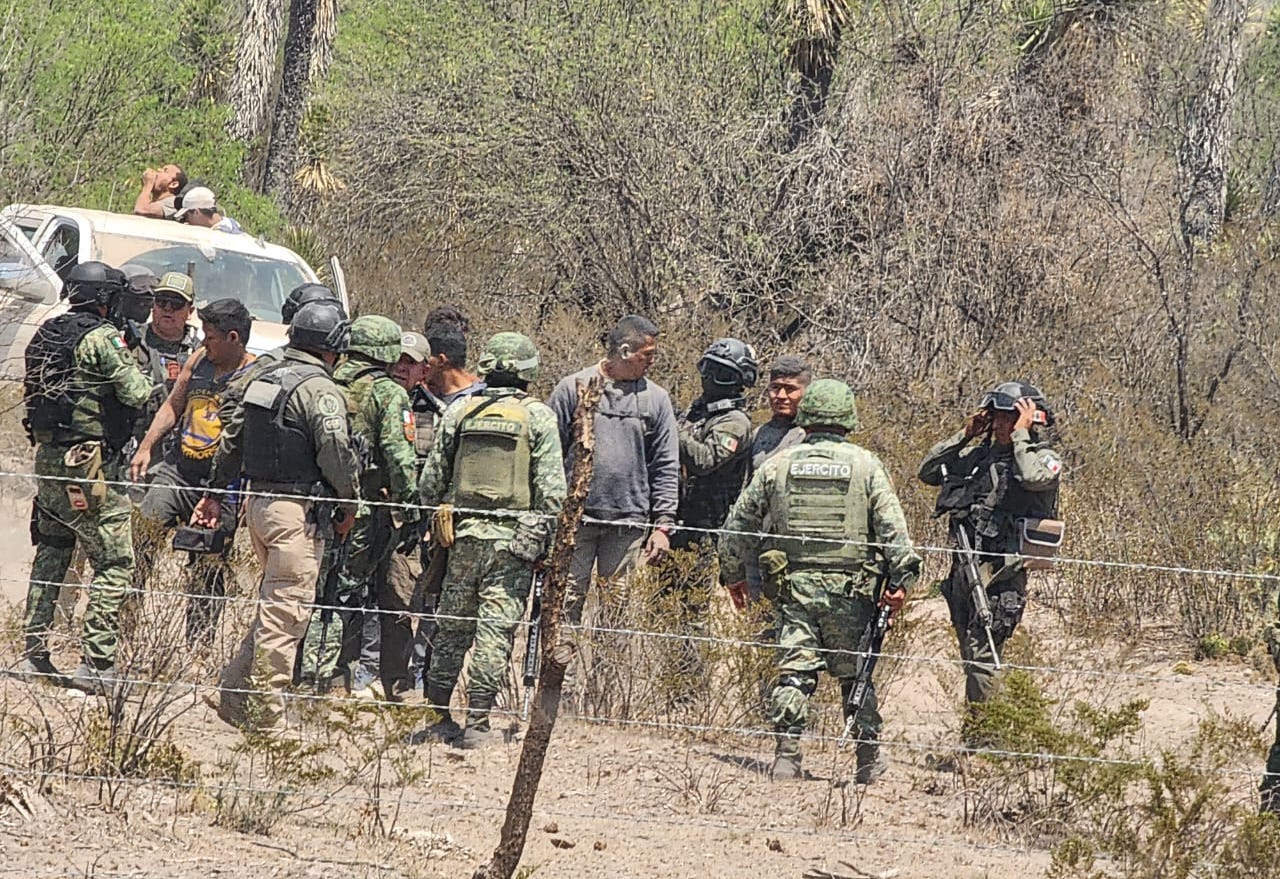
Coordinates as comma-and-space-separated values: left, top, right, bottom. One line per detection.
770, 570, 880, 755
298, 508, 393, 687
24, 444, 134, 667
942, 561, 1027, 705
1263, 688, 1280, 814
426, 535, 532, 706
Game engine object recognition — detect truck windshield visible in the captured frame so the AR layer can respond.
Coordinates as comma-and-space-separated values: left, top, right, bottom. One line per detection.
94, 237, 309, 323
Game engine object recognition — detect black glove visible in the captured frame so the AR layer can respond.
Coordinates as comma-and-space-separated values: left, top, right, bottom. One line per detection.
395, 521, 425, 556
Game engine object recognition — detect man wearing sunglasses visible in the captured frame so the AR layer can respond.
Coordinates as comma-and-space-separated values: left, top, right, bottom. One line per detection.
127, 272, 200, 484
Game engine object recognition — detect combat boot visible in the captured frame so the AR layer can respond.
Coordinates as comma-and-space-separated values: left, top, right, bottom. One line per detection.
68, 661, 123, 698
771, 731, 804, 782
410, 685, 462, 744
458, 694, 499, 750
855, 739, 888, 785
13, 654, 64, 686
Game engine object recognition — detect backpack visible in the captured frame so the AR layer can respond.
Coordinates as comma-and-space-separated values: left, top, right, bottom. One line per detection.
23, 312, 107, 439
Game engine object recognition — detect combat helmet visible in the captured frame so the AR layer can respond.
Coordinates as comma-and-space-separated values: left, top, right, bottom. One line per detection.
795, 379, 859, 432
348, 315, 403, 364
288, 300, 350, 354
698, 338, 759, 389
476, 332, 539, 382
281, 283, 346, 325
981, 380, 1054, 426
66, 261, 127, 309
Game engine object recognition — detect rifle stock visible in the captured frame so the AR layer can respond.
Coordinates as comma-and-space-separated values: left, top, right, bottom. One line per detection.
840, 566, 894, 748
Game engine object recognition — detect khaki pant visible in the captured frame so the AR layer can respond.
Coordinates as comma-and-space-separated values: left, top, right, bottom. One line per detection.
565, 521, 646, 624
219, 496, 323, 724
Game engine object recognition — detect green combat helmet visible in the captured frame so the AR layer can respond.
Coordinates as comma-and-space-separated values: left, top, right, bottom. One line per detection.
795, 378, 859, 432
476, 332, 540, 382
348, 315, 403, 364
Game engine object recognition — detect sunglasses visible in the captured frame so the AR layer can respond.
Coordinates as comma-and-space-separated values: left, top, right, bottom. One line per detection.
154, 297, 188, 311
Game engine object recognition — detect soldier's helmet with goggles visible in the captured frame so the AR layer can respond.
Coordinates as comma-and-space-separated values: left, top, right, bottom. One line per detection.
288, 300, 350, 354
476, 332, 539, 382
697, 338, 759, 389
348, 315, 403, 364
66, 261, 128, 308
281, 283, 346, 325
795, 379, 859, 431
981, 381, 1054, 426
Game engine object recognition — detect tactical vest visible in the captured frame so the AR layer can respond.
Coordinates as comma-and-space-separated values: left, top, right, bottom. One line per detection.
241, 360, 330, 484
447, 394, 534, 512
410, 385, 445, 460
970, 446, 1059, 551
767, 442, 876, 572
24, 312, 106, 439
678, 407, 751, 532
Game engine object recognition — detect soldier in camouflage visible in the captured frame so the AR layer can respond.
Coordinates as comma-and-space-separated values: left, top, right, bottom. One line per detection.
299, 315, 419, 699
663, 338, 757, 688
719, 380, 921, 783
416, 332, 566, 748
1263, 600, 1280, 815
18, 261, 152, 695
919, 381, 1062, 710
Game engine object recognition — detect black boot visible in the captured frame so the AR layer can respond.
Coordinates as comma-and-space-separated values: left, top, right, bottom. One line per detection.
411, 684, 461, 744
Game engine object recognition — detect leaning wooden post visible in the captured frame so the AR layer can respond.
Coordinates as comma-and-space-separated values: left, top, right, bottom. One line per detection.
474, 376, 603, 879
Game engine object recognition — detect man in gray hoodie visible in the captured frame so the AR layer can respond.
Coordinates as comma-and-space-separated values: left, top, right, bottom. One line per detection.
547, 315, 680, 625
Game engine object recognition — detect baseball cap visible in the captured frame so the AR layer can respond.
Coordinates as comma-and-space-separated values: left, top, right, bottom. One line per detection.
153, 271, 195, 303
175, 186, 217, 217
401, 332, 431, 362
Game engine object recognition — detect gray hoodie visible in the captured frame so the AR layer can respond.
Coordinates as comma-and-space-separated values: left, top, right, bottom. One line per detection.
547, 363, 679, 525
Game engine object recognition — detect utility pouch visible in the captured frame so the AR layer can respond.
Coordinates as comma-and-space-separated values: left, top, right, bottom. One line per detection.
64, 441, 106, 504
758, 549, 789, 602
173, 525, 227, 554
432, 503, 456, 549
507, 512, 546, 563
1019, 518, 1065, 571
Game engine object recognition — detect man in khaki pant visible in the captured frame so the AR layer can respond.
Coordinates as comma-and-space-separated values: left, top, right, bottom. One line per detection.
195, 300, 359, 730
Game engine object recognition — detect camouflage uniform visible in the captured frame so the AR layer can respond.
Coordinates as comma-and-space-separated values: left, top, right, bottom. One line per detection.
23, 316, 151, 673
419, 333, 566, 743
1263, 608, 1280, 814
745, 415, 806, 603
719, 380, 920, 781
919, 406, 1062, 706
300, 317, 418, 694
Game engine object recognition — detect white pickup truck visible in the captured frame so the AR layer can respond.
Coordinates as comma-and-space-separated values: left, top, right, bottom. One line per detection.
0, 204, 349, 376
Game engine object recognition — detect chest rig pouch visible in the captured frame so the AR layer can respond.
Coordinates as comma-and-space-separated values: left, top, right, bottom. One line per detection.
449, 394, 533, 512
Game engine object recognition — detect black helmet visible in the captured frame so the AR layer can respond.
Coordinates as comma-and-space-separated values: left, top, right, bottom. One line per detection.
281, 283, 345, 325
981, 381, 1054, 426
66, 261, 127, 309
289, 300, 350, 354
697, 338, 759, 389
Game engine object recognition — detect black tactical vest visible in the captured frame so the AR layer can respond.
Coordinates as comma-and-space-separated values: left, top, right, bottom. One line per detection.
23, 312, 108, 441
241, 360, 330, 484
677, 406, 751, 534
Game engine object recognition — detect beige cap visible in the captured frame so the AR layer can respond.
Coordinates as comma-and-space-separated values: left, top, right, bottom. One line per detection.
153, 271, 195, 303
175, 186, 217, 218
400, 332, 431, 362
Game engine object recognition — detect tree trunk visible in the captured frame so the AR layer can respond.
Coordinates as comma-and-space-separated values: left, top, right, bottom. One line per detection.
263, 0, 323, 206
226, 0, 287, 148
1178, 0, 1246, 245
473, 377, 603, 879
782, 1, 848, 150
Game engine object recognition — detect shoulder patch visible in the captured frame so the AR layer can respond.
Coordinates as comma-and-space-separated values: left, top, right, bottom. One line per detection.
110, 333, 126, 350
322, 415, 346, 434
402, 409, 415, 442
718, 434, 740, 454
1043, 453, 1063, 477
317, 393, 343, 417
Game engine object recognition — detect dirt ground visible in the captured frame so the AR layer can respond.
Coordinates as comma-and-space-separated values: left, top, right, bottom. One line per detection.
0, 483, 1274, 879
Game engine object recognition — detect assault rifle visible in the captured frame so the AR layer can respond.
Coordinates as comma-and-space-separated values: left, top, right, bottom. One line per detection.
317, 533, 351, 694
955, 522, 1001, 670
840, 594, 893, 748
521, 568, 545, 722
